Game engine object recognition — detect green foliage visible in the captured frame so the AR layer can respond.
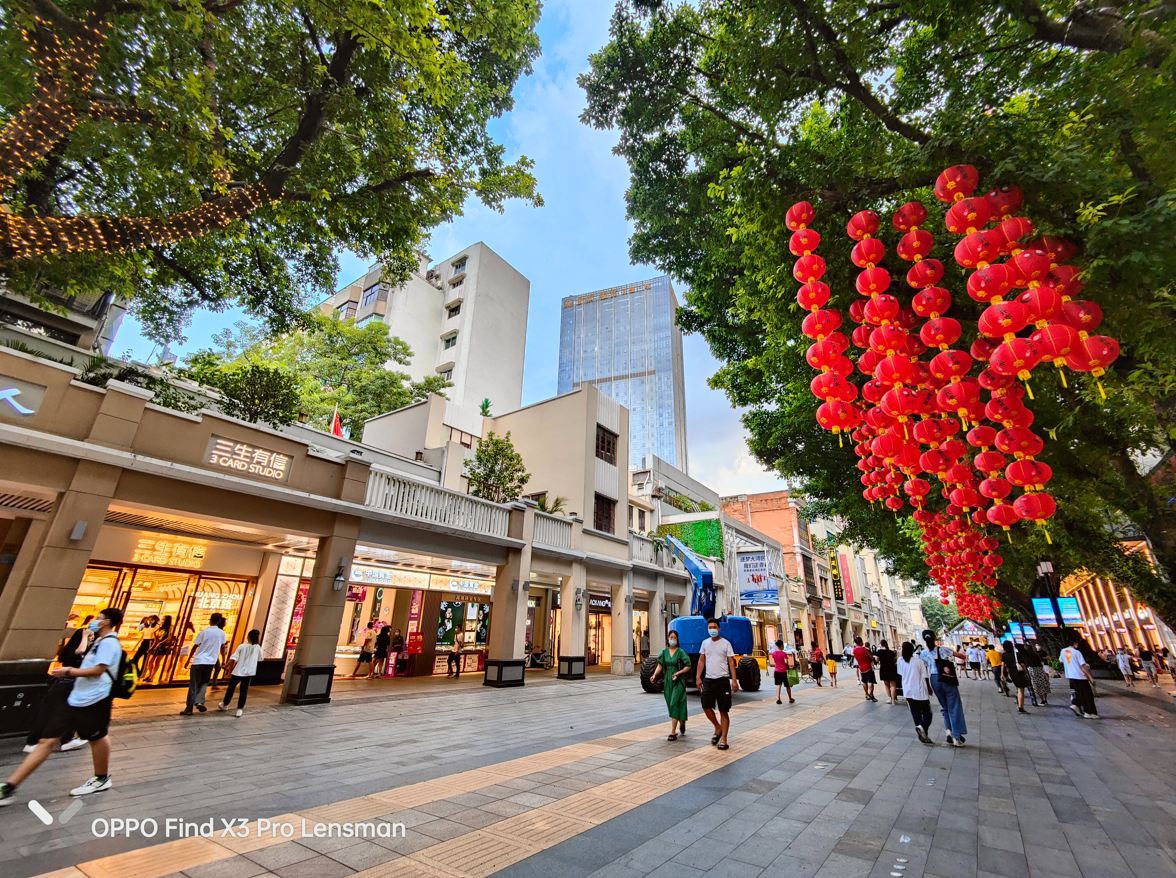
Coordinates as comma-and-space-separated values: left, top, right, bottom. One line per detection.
535, 494, 568, 515
480, 398, 493, 417
191, 357, 301, 427
0, 0, 542, 343
658, 488, 715, 513
657, 519, 725, 559
464, 431, 530, 502
582, 0, 1176, 625
922, 597, 959, 636
76, 355, 203, 414
193, 312, 449, 438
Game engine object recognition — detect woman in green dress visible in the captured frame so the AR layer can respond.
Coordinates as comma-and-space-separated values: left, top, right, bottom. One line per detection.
651, 631, 691, 740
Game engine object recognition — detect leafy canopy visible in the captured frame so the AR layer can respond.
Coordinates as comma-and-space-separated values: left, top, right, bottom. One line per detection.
581, 0, 1176, 626
464, 430, 530, 502
0, 0, 542, 343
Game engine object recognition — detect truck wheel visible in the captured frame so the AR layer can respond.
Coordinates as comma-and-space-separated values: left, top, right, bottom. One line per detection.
640, 656, 663, 693
737, 656, 761, 692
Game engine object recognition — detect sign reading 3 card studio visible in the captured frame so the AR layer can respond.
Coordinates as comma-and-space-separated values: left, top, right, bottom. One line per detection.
204, 435, 292, 483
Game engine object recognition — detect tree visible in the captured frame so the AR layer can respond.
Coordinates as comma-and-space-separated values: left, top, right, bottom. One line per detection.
921, 597, 959, 637
581, 0, 1176, 625
464, 430, 529, 502
0, 0, 542, 342
186, 353, 300, 426
535, 494, 568, 515
197, 311, 449, 439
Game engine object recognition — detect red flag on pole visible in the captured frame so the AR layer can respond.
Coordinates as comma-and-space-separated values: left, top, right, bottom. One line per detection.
330, 403, 344, 438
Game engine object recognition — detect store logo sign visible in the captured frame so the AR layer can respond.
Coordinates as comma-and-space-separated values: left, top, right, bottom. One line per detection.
205, 435, 292, 483
351, 564, 394, 585
0, 374, 47, 419
132, 536, 207, 569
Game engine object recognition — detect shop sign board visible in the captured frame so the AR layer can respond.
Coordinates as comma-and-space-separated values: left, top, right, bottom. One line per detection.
406, 632, 424, 654
588, 594, 612, 611
1032, 597, 1058, 627
850, 608, 864, 623
132, 535, 208, 569
839, 553, 855, 604
1057, 596, 1083, 627
407, 589, 424, 634
0, 373, 47, 420
737, 552, 777, 604
349, 564, 493, 596
870, 619, 877, 628
195, 592, 242, 612
828, 553, 843, 601
204, 435, 292, 483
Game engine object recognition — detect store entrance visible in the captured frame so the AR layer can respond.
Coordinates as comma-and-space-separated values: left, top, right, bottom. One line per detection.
588, 612, 612, 666
69, 564, 251, 686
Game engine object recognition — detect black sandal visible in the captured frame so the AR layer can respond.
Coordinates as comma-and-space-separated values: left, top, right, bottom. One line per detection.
667, 734, 677, 741
711, 734, 721, 745
717, 742, 729, 750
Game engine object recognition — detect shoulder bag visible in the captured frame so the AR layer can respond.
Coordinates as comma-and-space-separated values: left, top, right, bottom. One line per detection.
934, 647, 959, 686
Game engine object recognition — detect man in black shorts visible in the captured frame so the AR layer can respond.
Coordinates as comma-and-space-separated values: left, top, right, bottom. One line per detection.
696, 620, 739, 750
852, 636, 877, 702
809, 641, 824, 686
1, 607, 124, 805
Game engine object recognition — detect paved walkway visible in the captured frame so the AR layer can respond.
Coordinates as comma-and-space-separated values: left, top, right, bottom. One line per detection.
2, 672, 1175, 878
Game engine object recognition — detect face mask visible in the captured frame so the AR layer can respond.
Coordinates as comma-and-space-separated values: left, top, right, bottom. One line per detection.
88, 620, 100, 632
708, 628, 720, 639
668, 638, 678, 647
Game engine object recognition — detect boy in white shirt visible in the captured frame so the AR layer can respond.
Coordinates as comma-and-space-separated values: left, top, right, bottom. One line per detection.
696, 620, 739, 750
1061, 638, 1099, 719
218, 629, 263, 717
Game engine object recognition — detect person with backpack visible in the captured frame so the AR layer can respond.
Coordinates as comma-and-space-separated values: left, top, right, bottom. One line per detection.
181, 614, 227, 715
217, 629, 262, 717
0, 607, 127, 805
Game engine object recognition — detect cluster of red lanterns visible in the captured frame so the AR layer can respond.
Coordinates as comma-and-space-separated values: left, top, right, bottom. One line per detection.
796, 166, 1118, 618
792, 201, 861, 441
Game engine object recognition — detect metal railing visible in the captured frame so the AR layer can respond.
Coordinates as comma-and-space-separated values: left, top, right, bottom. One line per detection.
533, 512, 572, 548
365, 471, 510, 537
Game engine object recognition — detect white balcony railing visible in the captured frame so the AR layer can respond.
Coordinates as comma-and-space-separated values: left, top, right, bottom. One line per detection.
534, 512, 572, 549
630, 532, 658, 565
365, 471, 510, 537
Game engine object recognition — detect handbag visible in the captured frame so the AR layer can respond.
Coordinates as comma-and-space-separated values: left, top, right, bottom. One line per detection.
934, 648, 959, 686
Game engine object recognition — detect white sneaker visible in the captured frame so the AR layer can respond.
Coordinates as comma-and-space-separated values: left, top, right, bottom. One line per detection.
22, 744, 35, 754
1069, 702, 1082, 716
235, 709, 243, 718
216, 702, 227, 712
1083, 713, 1101, 719
70, 775, 112, 796
60, 737, 88, 752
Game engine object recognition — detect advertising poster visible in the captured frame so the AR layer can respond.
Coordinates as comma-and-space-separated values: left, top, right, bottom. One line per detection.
1057, 596, 1083, 627
1032, 597, 1058, 628
437, 601, 466, 646
472, 603, 490, 646
406, 632, 424, 654
736, 552, 775, 604
407, 589, 424, 634
839, 554, 855, 604
1008, 621, 1024, 642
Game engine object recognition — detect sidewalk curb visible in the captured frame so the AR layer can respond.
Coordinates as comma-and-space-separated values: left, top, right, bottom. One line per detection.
1098, 678, 1176, 715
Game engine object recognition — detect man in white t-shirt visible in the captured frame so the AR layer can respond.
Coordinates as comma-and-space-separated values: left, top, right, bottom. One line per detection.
181, 614, 227, 715
348, 622, 377, 678
1, 606, 125, 806
1060, 638, 1099, 719
966, 645, 983, 680
696, 620, 739, 750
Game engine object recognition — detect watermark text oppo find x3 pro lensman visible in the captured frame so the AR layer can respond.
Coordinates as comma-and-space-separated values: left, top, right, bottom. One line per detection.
91, 816, 406, 840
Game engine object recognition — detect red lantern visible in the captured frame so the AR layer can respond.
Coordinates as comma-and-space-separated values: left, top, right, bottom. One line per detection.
987, 502, 1019, 530
1034, 323, 1080, 371
979, 477, 1011, 499
851, 325, 872, 349
967, 425, 997, 448
1061, 300, 1103, 335
797, 281, 831, 311
793, 253, 827, 283
1046, 265, 1084, 300
848, 298, 867, 324
985, 396, 1025, 426
847, 210, 881, 240
806, 340, 841, 371
920, 316, 962, 350
979, 300, 1029, 339
1010, 248, 1052, 286
857, 349, 882, 376
971, 336, 998, 362
875, 355, 914, 387
897, 229, 934, 262
996, 217, 1035, 254
978, 368, 1015, 392
1014, 491, 1057, 526
789, 228, 821, 255
863, 294, 900, 325
912, 286, 951, 318
1006, 459, 1052, 490
984, 185, 1023, 218
1019, 286, 1063, 327
907, 259, 944, 289
935, 165, 979, 203
945, 197, 992, 234
811, 372, 857, 402
937, 381, 980, 417
827, 331, 850, 353
1066, 335, 1119, 378
855, 266, 892, 296
913, 418, 948, 446
950, 487, 981, 509
989, 338, 1042, 380
996, 427, 1043, 458
862, 378, 887, 403
785, 201, 816, 231
885, 496, 904, 511
974, 450, 1007, 474
954, 231, 1001, 268
881, 386, 922, 422
816, 400, 857, 433
930, 349, 972, 382
801, 309, 842, 340
920, 449, 951, 476
869, 325, 908, 356
892, 202, 929, 231
851, 237, 886, 268
1038, 235, 1078, 266
967, 262, 1016, 303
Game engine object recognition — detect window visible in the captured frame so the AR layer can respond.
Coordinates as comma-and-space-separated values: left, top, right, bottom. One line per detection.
360, 283, 380, 307
638, 509, 646, 531
452, 258, 467, 275
628, 504, 634, 530
593, 494, 615, 534
334, 302, 356, 321
450, 277, 464, 289
356, 313, 381, 328
449, 426, 474, 447
443, 334, 457, 350
595, 424, 618, 465
439, 368, 453, 381
447, 303, 461, 319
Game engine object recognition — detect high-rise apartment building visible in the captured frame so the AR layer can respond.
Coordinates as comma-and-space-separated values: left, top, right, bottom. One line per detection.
320, 242, 529, 412
557, 275, 688, 471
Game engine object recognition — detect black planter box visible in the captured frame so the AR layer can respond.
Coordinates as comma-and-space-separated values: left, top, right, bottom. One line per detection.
483, 658, 526, 688
0, 659, 52, 737
285, 664, 335, 704
557, 655, 586, 680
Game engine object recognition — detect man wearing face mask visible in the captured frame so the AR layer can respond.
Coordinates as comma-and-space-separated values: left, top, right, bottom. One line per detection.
696, 619, 739, 750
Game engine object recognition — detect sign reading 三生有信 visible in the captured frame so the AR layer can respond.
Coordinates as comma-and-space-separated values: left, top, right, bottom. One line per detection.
204, 435, 292, 483
132, 536, 207, 569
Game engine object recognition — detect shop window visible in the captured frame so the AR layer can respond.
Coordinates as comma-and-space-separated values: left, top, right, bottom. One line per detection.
593, 493, 615, 534
596, 424, 618, 465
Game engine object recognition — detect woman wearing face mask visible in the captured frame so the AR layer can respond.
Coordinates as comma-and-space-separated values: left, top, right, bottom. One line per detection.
651, 630, 691, 740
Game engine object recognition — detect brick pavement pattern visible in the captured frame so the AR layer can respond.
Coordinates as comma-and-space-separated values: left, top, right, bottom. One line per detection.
2, 672, 1175, 878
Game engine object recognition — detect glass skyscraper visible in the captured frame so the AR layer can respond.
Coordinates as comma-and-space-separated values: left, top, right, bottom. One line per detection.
557, 275, 689, 472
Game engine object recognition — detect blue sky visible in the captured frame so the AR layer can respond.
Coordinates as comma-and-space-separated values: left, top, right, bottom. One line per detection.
111, 0, 785, 497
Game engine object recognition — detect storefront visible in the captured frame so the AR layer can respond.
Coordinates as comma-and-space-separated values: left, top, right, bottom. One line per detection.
1061, 570, 1176, 655
587, 592, 612, 666
66, 528, 264, 686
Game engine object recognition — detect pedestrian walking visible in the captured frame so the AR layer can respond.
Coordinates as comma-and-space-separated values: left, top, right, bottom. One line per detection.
369, 625, 391, 678
447, 629, 464, 677
852, 636, 877, 702
130, 615, 159, 672
826, 655, 839, 687
986, 642, 1009, 695
844, 644, 858, 682
1, 608, 125, 805
348, 622, 377, 678
181, 613, 226, 715
923, 631, 968, 747
770, 639, 795, 704
966, 643, 984, 680
1060, 638, 1099, 719
1139, 645, 1160, 688
217, 629, 262, 717
22, 624, 93, 755
1116, 647, 1135, 687
876, 640, 899, 704
142, 614, 174, 684
651, 630, 691, 739
898, 641, 934, 744
696, 619, 738, 750
808, 641, 824, 686
389, 628, 405, 675
1022, 641, 1050, 705
1002, 641, 1030, 713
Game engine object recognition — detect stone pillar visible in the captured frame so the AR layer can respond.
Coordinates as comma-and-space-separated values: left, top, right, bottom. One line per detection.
282, 515, 360, 705
558, 544, 587, 680
649, 573, 666, 656
485, 502, 532, 687
829, 616, 844, 653
610, 571, 635, 675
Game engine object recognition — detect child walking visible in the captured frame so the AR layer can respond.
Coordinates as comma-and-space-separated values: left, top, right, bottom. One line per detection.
218, 630, 262, 717
826, 656, 838, 687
